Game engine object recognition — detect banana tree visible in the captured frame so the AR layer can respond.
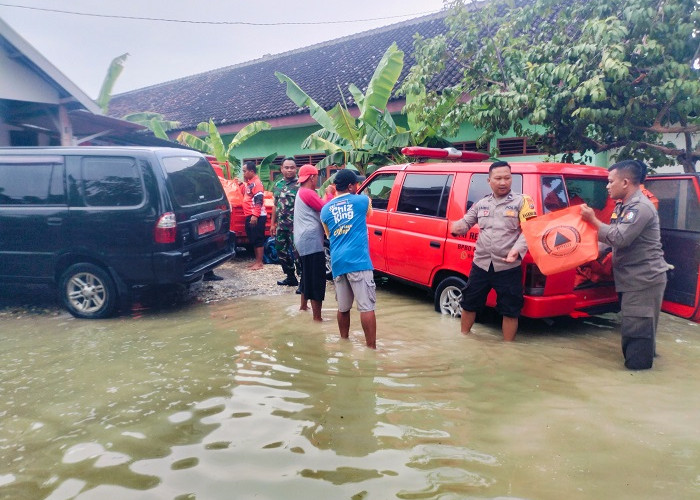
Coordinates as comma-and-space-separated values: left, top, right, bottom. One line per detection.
121, 112, 180, 141
96, 53, 128, 114
276, 43, 409, 175
97, 54, 181, 141
176, 119, 271, 179
256, 151, 281, 191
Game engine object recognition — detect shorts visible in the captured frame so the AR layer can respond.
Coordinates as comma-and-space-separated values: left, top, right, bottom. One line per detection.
245, 215, 266, 248
299, 251, 326, 302
334, 270, 376, 313
460, 263, 523, 318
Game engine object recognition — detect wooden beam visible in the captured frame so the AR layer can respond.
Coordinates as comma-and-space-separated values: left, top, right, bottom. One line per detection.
58, 104, 73, 145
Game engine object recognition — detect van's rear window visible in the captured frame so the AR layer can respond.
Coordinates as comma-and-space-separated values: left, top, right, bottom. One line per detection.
161, 156, 222, 206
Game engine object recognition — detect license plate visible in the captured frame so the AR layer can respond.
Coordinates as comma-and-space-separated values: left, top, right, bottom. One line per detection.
197, 219, 215, 235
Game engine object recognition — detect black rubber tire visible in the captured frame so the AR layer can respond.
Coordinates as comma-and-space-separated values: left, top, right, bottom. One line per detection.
434, 276, 468, 317
59, 263, 118, 319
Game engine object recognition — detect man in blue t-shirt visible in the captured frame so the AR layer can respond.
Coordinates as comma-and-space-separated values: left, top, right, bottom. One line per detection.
321, 169, 376, 349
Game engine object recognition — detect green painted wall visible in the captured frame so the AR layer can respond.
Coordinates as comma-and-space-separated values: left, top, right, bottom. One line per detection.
228, 114, 608, 167
223, 124, 320, 160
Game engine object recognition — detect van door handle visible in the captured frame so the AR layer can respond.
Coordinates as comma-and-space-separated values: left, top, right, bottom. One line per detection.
374, 230, 383, 236
429, 241, 441, 248
47, 217, 63, 226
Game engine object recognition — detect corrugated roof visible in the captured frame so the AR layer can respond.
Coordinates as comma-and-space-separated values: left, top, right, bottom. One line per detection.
108, 12, 457, 131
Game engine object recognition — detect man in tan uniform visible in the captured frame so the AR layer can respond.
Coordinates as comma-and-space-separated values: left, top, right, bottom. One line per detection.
581, 160, 669, 370
450, 161, 536, 341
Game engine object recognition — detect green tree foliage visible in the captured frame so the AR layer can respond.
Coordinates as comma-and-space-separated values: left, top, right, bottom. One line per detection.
176, 119, 274, 184
401, 0, 699, 172
96, 53, 128, 114
97, 54, 180, 140
121, 112, 180, 141
276, 43, 451, 175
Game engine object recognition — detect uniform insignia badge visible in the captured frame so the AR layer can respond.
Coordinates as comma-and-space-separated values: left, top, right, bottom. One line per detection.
623, 211, 636, 222
505, 210, 516, 217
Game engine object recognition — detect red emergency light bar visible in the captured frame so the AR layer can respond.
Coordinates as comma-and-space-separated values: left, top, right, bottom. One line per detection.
401, 146, 490, 162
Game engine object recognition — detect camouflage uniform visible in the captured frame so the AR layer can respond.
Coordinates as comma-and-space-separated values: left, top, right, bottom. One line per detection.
272, 176, 300, 278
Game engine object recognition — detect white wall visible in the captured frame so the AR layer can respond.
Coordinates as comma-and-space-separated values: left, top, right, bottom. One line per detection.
0, 44, 61, 104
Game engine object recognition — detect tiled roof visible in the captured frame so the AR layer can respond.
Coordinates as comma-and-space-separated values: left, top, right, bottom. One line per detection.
108, 12, 457, 131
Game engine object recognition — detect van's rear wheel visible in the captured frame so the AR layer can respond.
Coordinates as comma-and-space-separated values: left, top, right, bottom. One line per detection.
59, 263, 117, 319
434, 276, 467, 317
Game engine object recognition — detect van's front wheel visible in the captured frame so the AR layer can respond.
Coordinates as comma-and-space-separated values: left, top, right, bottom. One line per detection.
434, 276, 467, 317
59, 263, 118, 319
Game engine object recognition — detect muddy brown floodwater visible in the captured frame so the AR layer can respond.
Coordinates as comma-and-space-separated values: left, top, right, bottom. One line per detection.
0, 277, 699, 500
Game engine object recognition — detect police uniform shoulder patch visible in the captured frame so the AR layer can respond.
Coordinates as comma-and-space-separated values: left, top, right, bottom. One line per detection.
519, 194, 537, 222
621, 209, 637, 223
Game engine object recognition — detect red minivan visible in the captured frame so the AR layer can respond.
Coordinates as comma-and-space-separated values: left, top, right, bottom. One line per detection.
357, 150, 619, 319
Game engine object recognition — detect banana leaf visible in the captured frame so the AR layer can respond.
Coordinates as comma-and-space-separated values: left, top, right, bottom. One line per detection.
121, 112, 180, 141
227, 121, 271, 151
348, 84, 365, 110
275, 72, 337, 133
327, 104, 361, 145
205, 120, 226, 162
360, 43, 404, 132
121, 111, 178, 129
405, 88, 424, 138
227, 156, 242, 179
301, 131, 347, 153
148, 118, 170, 141
96, 53, 128, 113
257, 151, 278, 190
176, 132, 212, 155
314, 151, 347, 170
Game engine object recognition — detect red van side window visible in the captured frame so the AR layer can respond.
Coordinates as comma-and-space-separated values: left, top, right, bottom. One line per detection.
396, 174, 453, 218
360, 173, 396, 211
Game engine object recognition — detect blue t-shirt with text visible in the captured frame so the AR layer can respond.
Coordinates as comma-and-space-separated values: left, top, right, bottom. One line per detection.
321, 194, 373, 277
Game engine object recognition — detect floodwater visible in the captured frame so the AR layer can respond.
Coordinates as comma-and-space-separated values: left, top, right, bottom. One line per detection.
1, 285, 699, 500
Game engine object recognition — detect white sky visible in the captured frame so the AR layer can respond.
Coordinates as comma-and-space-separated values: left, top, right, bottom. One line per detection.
1, 0, 446, 98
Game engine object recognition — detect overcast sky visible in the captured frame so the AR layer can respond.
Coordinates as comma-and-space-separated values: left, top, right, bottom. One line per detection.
1, 0, 446, 98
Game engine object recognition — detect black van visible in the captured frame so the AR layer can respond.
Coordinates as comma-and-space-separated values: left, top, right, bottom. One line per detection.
0, 147, 235, 319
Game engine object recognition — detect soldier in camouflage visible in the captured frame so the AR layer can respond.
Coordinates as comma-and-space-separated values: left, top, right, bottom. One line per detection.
270, 158, 301, 286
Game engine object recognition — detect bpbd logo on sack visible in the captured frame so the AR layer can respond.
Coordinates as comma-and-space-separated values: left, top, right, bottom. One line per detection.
541, 225, 581, 257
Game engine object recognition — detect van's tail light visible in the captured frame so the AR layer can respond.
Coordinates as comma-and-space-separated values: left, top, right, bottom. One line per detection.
154, 212, 177, 244
524, 263, 546, 296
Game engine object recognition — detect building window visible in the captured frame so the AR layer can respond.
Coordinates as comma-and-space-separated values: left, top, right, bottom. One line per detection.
497, 137, 544, 156
243, 155, 286, 182
452, 141, 488, 153
242, 155, 286, 168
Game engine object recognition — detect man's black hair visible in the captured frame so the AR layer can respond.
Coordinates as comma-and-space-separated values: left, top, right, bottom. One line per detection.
283, 156, 296, 162
244, 160, 257, 174
489, 160, 511, 173
609, 159, 647, 185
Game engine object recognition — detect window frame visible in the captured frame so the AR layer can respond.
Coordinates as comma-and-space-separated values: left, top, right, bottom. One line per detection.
395, 173, 454, 218
80, 156, 146, 208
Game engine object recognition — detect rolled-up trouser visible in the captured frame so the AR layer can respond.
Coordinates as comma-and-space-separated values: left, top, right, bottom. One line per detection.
275, 228, 299, 276
619, 279, 666, 370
